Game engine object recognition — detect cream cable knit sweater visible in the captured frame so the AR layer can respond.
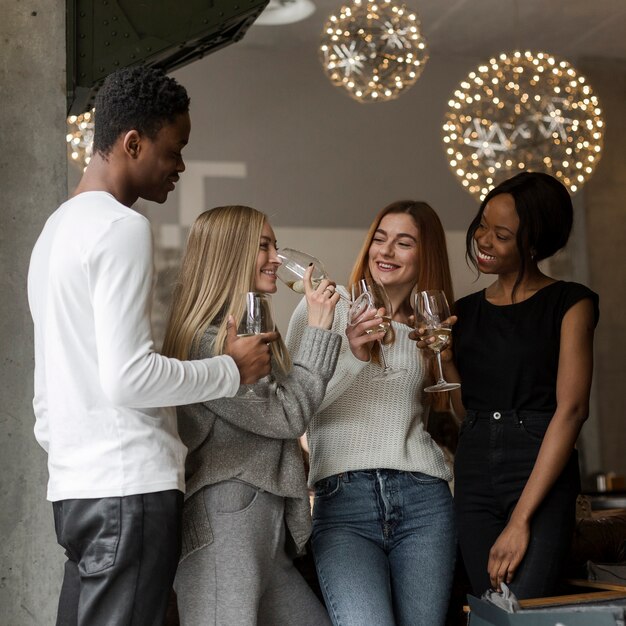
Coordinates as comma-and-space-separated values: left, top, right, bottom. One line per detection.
286, 288, 452, 487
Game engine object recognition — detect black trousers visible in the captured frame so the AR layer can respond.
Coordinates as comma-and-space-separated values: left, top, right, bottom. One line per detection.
53, 489, 183, 626
454, 410, 580, 599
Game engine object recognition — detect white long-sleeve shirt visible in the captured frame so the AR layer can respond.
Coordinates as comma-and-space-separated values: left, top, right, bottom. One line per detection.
27, 191, 240, 501
286, 290, 452, 487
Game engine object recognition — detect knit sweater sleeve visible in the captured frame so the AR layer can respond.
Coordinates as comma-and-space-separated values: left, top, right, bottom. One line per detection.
187, 325, 342, 443
286, 288, 367, 412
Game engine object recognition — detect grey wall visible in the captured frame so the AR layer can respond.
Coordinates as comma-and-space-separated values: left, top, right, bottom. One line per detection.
0, 3, 66, 623
148, 40, 623, 480
154, 45, 484, 230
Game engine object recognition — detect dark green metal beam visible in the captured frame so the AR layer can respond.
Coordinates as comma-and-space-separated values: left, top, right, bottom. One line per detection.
67, 0, 268, 115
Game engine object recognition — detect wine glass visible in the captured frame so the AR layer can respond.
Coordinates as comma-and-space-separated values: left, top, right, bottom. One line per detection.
236, 292, 275, 399
350, 279, 405, 382
276, 248, 350, 301
413, 290, 460, 393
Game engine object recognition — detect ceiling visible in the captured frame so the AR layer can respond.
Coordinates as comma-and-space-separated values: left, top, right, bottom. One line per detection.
243, 0, 626, 62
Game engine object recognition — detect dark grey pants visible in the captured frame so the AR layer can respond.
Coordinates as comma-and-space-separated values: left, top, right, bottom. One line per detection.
53, 489, 183, 626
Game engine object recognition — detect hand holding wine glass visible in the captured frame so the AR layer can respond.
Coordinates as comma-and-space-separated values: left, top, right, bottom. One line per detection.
345, 300, 384, 362
301, 264, 341, 330
413, 290, 460, 393
224, 314, 277, 385
276, 248, 350, 302
349, 279, 405, 381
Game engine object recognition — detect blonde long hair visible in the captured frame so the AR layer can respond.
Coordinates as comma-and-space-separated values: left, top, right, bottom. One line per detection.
162, 205, 291, 373
349, 200, 455, 410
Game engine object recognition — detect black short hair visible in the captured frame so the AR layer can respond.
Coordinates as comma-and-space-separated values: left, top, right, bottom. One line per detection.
466, 172, 573, 290
93, 66, 190, 156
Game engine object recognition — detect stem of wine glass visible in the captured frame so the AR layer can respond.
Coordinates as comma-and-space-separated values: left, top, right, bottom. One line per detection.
434, 351, 446, 385
378, 340, 391, 371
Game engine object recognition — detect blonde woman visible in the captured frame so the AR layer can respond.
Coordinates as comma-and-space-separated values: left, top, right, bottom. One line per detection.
162, 205, 340, 626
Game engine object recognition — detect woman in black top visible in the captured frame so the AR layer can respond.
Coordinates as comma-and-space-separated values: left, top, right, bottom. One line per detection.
437, 172, 599, 599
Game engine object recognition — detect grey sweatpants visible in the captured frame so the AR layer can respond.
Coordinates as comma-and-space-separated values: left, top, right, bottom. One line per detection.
174, 480, 331, 626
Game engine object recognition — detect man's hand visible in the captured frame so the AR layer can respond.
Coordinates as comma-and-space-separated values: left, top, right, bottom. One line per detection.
223, 316, 279, 384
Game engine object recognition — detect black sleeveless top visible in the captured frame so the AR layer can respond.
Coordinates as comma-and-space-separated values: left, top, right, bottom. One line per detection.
453, 281, 599, 412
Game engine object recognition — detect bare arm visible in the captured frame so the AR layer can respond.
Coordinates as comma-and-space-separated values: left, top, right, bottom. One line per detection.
487, 298, 596, 590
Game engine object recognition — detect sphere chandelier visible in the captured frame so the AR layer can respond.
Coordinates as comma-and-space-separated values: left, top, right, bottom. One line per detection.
442, 51, 604, 201
66, 109, 95, 171
319, 0, 429, 103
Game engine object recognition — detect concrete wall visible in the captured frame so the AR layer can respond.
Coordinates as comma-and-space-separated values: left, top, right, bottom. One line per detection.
0, 3, 66, 623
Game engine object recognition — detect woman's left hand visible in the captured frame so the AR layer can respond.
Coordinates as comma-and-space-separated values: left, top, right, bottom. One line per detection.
487, 518, 530, 591
304, 265, 340, 330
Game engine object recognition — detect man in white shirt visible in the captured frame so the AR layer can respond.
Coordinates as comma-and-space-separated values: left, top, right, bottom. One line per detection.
27, 66, 277, 625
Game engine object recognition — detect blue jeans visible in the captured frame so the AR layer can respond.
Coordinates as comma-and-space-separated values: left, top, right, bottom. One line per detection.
311, 470, 456, 626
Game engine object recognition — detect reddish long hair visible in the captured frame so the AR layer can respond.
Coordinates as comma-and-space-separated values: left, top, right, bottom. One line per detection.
349, 200, 455, 410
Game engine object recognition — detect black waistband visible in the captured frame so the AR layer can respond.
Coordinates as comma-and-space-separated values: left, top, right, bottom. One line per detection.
465, 409, 554, 420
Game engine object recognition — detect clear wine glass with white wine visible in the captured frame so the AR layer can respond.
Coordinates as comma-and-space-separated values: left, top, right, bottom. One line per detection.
413, 290, 460, 393
236, 292, 275, 400
350, 279, 405, 381
276, 248, 350, 301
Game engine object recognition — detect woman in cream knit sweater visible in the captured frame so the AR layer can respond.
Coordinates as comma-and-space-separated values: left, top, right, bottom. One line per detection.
287, 200, 457, 626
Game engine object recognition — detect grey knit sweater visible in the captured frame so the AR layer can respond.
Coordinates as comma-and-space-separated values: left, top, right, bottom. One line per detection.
178, 324, 341, 560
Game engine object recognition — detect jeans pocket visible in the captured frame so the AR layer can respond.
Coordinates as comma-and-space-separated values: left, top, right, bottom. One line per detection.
408, 471, 442, 485
211, 480, 259, 515
314, 475, 342, 499
519, 416, 551, 442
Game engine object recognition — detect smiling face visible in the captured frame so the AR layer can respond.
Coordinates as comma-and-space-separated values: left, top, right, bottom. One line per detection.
254, 221, 281, 293
473, 193, 522, 277
367, 212, 420, 296
133, 111, 190, 204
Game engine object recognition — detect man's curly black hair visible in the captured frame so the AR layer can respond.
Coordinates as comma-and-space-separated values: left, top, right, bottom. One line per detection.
93, 66, 190, 157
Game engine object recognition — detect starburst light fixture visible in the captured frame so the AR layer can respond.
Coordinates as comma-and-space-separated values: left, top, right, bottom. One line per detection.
66, 109, 95, 171
319, 0, 429, 103
442, 51, 604, 201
